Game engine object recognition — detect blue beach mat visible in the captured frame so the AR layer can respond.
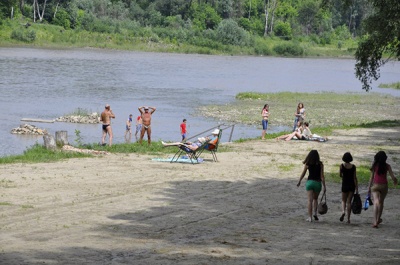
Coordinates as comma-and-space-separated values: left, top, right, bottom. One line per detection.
152, 156, 204, 164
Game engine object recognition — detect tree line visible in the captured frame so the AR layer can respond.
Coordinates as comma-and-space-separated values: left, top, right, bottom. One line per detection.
0, 0, 369, 40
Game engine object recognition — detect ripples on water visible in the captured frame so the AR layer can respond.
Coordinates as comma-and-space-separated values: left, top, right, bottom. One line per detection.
1, 48, 399, 157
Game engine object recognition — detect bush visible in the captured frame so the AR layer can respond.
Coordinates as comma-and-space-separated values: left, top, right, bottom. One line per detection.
273, 21, 292, 40
216, 19, 249, 46
273, 42, 304, 56
11, 28, 36, 42
52, 9, 71, 29
254, 38, 272, 55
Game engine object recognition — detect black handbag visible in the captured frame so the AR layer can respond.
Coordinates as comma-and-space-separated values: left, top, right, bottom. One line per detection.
318, 191, 328, 215
351, 193, 362, 214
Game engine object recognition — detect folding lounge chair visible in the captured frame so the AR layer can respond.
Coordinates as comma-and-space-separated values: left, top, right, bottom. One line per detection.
203, 129, 222, 162
170, 140, 211, 164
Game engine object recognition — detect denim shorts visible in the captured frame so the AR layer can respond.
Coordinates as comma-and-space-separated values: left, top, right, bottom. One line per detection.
262, 119, 269, 130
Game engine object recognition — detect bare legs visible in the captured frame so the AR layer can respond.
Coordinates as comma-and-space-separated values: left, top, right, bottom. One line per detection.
101, 127, 113, 146
307, 190, 319, 221
139, 127, 152, 145
372, 191, 385, 228
261, 129, 266, 140
341, 191, 353, 223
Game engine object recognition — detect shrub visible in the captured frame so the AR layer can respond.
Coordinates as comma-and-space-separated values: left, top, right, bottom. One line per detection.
254, 38, 272, 55
52, 9, 71, 29
216, 19, 249, 46
273, 42, 304, 56
11, 28, 36, 42
273, 21, 292, 40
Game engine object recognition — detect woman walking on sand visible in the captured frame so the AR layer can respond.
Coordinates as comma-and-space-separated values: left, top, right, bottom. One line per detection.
368, 151, 398, 228
297, 150, 326, 222
261, 104, 269, 139
339, 152, 358, 223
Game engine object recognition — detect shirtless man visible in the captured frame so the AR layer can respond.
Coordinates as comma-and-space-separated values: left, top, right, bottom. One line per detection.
100, 104, 115, 146
138, 106, 156, 145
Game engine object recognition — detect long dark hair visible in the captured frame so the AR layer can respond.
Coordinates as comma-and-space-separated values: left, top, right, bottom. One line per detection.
371, 151, 388, 175
261, 104, 269, 114
303, 150, 322, 166
296, 103, 303, 114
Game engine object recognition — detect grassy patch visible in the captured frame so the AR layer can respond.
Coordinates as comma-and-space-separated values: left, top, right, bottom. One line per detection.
325, 164, 371, 185
0, 144, 92, 164
199, 92, 400, 129
0, 202, 13, 206
379, 82, 400, 90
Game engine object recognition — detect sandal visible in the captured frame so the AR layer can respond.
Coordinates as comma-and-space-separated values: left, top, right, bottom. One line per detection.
340, 213, 345, 222
378, 218, 383, 224
313, 215, 319, 221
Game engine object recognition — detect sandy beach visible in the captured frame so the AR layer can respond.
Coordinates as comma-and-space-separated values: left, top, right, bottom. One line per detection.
1, 126, 399, 265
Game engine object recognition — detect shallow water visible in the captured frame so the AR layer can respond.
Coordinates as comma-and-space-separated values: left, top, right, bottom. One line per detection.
1, 47, 399, 157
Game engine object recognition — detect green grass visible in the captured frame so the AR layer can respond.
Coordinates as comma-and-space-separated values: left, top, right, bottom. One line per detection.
379, 82, 400, 90
200, 92, 400, 128
0, 144, 92, 164
325, 164, 372, 185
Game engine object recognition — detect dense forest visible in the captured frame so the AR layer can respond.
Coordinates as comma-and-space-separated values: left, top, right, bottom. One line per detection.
0, 0, 368, 50
0, 0, 399, 90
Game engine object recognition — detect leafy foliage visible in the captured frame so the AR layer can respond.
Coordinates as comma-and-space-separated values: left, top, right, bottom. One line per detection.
11, 28, 36, 42
216, 19, 249, 46
354, 0, 400, 91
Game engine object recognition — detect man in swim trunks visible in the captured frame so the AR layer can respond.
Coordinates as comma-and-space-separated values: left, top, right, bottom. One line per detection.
138, 106, 156, 145
100, 104, 115, 146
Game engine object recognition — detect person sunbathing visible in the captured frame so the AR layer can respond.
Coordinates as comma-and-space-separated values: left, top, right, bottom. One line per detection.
162, 129, 220, 151
162, 137, 207, 151
276, 121, 304, 141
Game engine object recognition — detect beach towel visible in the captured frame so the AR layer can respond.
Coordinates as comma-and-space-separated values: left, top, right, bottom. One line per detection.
152, 156, 204, 164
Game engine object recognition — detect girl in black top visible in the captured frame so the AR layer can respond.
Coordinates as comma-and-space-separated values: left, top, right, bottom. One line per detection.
339, 152, 358, 223
297, 150, 326, 222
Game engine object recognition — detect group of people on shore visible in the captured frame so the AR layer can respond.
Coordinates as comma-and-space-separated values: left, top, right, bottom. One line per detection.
297, 149, 397, 228
262, 102, 327, 141
261, 102, 306, 140
100, 104, 156, 146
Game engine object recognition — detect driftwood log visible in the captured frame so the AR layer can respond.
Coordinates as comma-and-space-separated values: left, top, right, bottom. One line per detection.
43, 135, 56, 151
55, 131, 69, 146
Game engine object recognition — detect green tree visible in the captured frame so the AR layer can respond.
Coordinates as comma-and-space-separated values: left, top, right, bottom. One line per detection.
190, 3, 221, 30
297, 0, 321, 35
354, 0, 400, 91
0, 0, 18, 19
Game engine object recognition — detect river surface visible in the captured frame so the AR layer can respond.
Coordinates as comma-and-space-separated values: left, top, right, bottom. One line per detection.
1, 47, 399, 157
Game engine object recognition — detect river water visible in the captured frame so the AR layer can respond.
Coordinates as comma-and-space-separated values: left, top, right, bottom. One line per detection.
1, 47, 399, 157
